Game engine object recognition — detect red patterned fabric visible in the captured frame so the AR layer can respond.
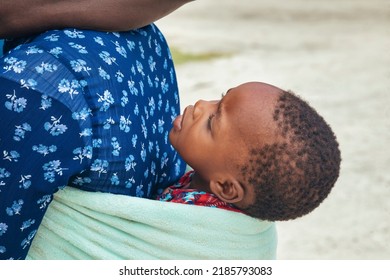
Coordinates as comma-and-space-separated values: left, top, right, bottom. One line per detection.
157, 171, 243, 213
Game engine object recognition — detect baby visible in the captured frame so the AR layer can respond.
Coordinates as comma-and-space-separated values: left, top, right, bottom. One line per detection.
157, 81, 341, 221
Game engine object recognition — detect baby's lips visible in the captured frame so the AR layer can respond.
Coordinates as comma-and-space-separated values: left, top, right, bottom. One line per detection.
172, 105, 192, 132
172, 115, 183, 131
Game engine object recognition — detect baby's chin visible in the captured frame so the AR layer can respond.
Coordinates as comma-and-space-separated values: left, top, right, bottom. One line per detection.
169, 115, 184, 148
168, 129, 178, 149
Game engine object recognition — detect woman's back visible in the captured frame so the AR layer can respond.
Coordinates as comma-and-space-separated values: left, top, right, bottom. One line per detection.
0, 25, 185, 259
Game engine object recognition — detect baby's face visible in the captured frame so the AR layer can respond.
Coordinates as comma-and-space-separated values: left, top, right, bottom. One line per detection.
169, 82, 280, 185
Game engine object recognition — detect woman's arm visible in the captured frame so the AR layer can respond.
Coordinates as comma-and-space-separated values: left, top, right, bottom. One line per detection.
0, 0, 193, 38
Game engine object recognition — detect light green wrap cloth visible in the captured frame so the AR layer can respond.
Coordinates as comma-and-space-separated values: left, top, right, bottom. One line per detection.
27, 187, 277, 259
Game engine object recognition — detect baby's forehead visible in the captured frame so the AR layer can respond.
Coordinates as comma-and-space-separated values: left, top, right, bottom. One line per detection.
227, 87, 279, 118
225, 90, 280, 145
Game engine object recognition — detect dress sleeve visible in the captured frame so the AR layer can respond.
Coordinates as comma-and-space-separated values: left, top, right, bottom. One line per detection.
0, 78, 87, 259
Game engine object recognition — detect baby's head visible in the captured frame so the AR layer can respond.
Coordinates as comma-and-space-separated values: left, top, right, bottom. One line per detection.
170, 82, 341, 221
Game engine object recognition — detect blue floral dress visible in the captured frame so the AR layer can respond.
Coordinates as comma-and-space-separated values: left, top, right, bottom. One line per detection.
0, 24, 185, 259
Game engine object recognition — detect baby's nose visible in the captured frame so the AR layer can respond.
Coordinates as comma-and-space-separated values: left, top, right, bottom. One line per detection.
193, 99, 218, 118
193, 99, 207, 118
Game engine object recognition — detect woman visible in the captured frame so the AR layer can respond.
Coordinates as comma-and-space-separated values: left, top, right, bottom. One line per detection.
0, 0, 193, 259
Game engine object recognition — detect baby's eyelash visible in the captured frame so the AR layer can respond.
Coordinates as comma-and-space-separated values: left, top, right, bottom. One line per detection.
208, 113, 215, 129
208, 94, 224, 130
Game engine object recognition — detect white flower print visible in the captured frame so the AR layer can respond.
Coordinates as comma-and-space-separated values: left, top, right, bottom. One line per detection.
58, 78, 83, 99
99, 51, 118, 65
20, 78, 38, 90
128, 79, 139, 96
91, 159, 109, 176
45, 33, 60, 41
49, 47, 63, 57
42, 160, 67, 183
97, 90, 114, 111
4, 90, 27, 113
35, 62, 58, 74
125, 155, 137, 171
3, 150, 20, 162
19, 175, 32, 189
0, 168, 11, 187
21, 230, 37, 250
125, 177, 135, 189
103, 117, 115, 129
111, 137, 121, 156
0, 223, 8, 236
72, 107, 92, 121
6, 199, 24, 216
32, 144, 57, 156
69, 42, 88, 54
3, 57, 27, 73
94, 36, 105, 46
119, 115, 132, 133
37, 195, 52, 210
136, 60, 145, 76
79, 128, 93, 137
13, 122, 31, 141
148, 56, 156, 72
116, 71, 124, 83
25, 46, 44, 55
126, 39, 136, 51
44, 116, 68, 136
70, 59, 91, 75
64, 29, 85, 39
112, 40, 127, 58
39, 95, 52, 110
73, 146, 93, 163
20, 219, 35, 231
98, 67, 111, 80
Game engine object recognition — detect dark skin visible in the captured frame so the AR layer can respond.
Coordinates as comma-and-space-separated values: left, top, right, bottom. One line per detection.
0, 0, 193, 38
169, 82, 282, 209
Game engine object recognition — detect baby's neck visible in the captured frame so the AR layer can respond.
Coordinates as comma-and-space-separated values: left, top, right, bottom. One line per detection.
189, 172, 211, 193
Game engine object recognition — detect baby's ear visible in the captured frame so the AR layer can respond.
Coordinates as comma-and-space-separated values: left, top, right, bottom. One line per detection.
209, 176, 244, 204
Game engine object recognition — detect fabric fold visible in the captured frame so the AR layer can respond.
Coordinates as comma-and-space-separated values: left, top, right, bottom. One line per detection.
27, 187, 277, 259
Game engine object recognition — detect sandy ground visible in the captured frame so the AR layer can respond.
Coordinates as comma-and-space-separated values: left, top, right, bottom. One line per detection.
156, 0, 390, 259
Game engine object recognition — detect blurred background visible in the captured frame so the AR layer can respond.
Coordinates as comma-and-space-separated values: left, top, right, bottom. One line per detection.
157, 0, 390, 259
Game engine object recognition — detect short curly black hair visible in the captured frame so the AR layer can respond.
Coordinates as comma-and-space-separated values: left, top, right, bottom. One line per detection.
240, 90, 341, 221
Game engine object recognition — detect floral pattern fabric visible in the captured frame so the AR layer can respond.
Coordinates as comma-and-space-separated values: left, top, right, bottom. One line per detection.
0, 24, 185, 259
